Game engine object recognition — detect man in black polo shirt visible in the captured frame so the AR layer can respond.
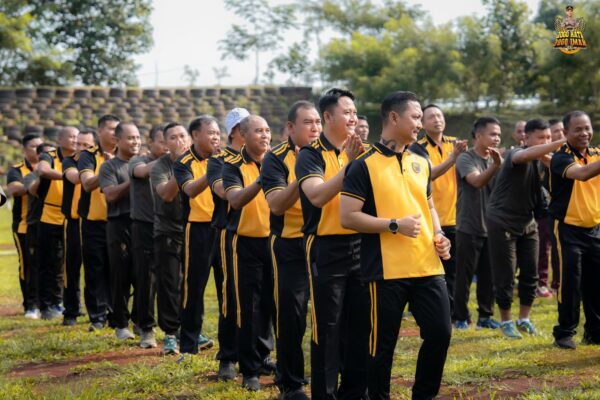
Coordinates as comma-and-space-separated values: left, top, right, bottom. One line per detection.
341, 90, 452, 400
99, 122, 141, 340
487, 119, 566, 339
61, 129, 97, 326
295, 88, 367, 399
7, 134, 43, 318
206, 107, 247, 380
37, 126, 78, 319
549, 111, 600, 350
129, 124, 167, 348
150, 122, 189, 355
261, 101, 321, 399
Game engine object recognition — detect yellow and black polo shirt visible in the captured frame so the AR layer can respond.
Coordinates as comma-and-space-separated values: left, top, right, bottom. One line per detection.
207, 147, 239, 230
410, 134, 458, 227
222, 146, 270, 237
77, 146, 107, 221
261, 137, 303, 239
549, 144, 600, 228
38, 149, 65, 226
295, 132, 355, 236
174, 146, 215, 223
7, 160, 33, 233
61, 155, 81, 220
341, 142, 444, 281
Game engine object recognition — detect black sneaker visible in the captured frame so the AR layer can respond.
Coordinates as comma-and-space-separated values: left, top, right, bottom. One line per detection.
280, 387, 309, 400
259, 357, 276, 376
242, 375, 260, 391
218, 361, 237, 381
554, 336, 576, 349
582, 332, 600, 345
62, 317, 76, 326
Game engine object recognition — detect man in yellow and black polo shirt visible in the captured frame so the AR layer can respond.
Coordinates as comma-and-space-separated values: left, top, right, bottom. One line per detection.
410, 105, 467, 315
261, 101, 321, 400
206, 107, 247, 380
341, 91, 452, 399
7, 134, 43, 319
549, 111, 600, 350
61, 129, 96, 326
174, 115, 221, 354
295, 88, 368, 400
223, 115, 273, 391
78, 114, 119, 331
37, 126, 77, 320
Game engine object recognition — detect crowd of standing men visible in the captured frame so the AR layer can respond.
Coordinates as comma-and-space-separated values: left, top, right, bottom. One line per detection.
4, 87, 600, 400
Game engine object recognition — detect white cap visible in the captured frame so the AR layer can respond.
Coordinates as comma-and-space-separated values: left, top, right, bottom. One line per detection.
225, 107, 250, 136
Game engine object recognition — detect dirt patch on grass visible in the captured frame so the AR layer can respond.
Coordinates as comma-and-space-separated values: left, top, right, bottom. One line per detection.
0, 304, 22, 317
8, 347, 162, 380
400, 327, 420, 338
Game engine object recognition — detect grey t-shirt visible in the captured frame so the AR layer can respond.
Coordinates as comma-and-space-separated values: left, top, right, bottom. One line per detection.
99, 157, 130, 218
150, 154, 183, 237
456, 149, 496, 237
128, 155, 155, 223
487, 148, 539, 234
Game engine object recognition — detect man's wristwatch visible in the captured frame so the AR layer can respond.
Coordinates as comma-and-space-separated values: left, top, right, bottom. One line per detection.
389, 219, 399, 234
435, 229, 445, 236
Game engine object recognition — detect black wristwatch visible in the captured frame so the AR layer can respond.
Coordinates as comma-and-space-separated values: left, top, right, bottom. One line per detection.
389, 219, 399, 234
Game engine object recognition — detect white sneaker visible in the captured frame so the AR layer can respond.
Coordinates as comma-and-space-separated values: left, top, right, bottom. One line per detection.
139, 329, 158, 348
115, 328, 135, 340
24, 309, 41, 320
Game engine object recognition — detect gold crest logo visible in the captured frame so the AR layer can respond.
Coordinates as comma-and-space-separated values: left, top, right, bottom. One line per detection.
554, 5, 587, 55
412, 162, 421, 174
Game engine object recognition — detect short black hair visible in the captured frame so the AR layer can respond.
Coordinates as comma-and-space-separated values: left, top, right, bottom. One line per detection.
79, 128, 98, 145
189, 115, 218, 134
525, 118, 549, 134
149, 124, 165, 142
115, 122, 137, 138
566, 5, 573, 11
163, 122, 185, 138
357, 115, 368, 122
98, 114, 120, 128
288, 100, 317, 123
36, 143, 50, 155
380, 91, 420, 122
548, 118, 561, 126
22, 134, 40, 147
563, 110, 589, 130
318, 88, 355, 116
422, 104, 441, 116
471, 117, 501, 138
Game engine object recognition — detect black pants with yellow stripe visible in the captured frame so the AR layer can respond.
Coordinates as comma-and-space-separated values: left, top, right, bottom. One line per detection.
306, 234, 369, 400
180, 222, 216, 354
132, 220, 156, 332
25, 223, 40, 310
12, 230, 29, 312
552, 221, 600, 341
107, 215, 136, 329
368, 276, 451, 400
81, 219, 110, 324
270, 235, 309, 393
63, 218, 82, 319
38, 221, 64, 312
233, 234, 274, 377
213, 229, 238, 363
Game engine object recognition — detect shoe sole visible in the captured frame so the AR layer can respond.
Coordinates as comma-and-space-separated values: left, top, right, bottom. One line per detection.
163, 349, 180, 355
140, 342, 158, 349
199, 341, 214, 351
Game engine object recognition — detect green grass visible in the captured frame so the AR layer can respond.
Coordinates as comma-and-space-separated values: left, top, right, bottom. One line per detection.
1, 205, 600, 399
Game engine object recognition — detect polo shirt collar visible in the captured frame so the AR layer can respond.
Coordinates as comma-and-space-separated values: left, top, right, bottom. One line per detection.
241, 146, 261, 166
374, 141, 407, 157
190, 145, 205, 161
318, 132, 336, 151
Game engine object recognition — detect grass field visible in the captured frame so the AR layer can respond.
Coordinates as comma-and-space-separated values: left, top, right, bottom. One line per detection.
1, 207, 600, 399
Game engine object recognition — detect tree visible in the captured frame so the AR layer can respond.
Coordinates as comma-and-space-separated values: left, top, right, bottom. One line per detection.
213, 66, 230, 86
269, 41, 314, 85
182, 65, 199, 87
219, 0, 295, 85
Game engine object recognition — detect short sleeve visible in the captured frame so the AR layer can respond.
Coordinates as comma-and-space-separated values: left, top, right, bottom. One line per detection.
173, 158, 194, 189
128, 156, 145, 179
207, 156, 224, 192
551, 151, 576, 179
295, 146, 324, 184
99, 161, 118, 189
150, 159, 169, 189
341, 159, 370, 202
62, 157, 77, 175
409, 142, 429, 158
261, 152, 288, 195
222, 162, 244, 192
23, 172, 38, 191
39, 152, 53, 166
7, 167, 23, 184
456, 153, 477, 180
78, 151, 96, 174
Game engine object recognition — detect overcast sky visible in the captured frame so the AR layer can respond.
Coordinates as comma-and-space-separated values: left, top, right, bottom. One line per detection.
133, 0, 542, 88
